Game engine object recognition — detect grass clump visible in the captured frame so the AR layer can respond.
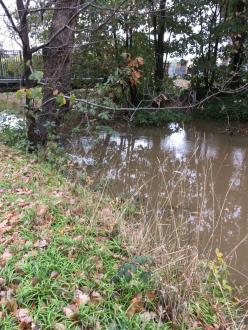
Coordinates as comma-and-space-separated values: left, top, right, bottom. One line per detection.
0, 144, 246, 329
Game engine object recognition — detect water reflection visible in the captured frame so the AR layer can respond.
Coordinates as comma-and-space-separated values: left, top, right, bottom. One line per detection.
67, 121, 248, 286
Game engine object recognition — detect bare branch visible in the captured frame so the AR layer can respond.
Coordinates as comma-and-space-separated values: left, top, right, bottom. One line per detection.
0, 0, 20, 36
30, 2, 92, 53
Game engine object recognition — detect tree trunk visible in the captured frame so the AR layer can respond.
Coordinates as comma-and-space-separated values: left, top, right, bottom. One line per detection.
151, 0, 166, 88
229, 0, 246, 88
34, 0, 80, 145
16, 0, 35, 145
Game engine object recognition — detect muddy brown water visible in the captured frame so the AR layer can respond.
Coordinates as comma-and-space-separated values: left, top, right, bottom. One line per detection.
1, 111, 246, 289
67, 120, 248, 290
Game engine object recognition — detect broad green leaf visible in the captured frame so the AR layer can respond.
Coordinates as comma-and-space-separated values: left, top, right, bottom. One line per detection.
29, 71, 44, 82
16, 89, 26, 100
56, 94, 67, 107
26, 87, 43, 100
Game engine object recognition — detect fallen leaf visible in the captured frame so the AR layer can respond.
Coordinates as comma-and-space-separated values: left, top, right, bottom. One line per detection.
17, 199, 30, 208
73, 235, 84, 242
1, 249, 12, 265
126, 293, 144, 316
99, 207, 117, 232
144, 290, 157, 301
31, 277, 39, 286
53, 323, 66, 330
73, 289, 90, 305
36, 205, 49, 217
63, 304, 78, 319
50, 271, 59, 279
90, 291, 103, 304
16, 308, 33, 326
0, 278, 6, 286
140, 311, 157, 322
15, 188, 33, 195
34, 239, 48, 248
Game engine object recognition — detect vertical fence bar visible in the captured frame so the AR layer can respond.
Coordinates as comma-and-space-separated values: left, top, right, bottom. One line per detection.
0, 50, 23, 79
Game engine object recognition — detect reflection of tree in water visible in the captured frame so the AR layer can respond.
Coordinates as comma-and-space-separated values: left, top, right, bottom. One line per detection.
67, 123, 248, 282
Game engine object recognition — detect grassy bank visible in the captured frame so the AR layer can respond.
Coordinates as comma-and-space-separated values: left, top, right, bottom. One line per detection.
0, 144, 159, 329
0, 93, 25, 114
0, 143, 246, 329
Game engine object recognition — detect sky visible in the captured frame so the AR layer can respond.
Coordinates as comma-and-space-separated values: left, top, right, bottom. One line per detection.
0, 0, 21, 49
0, 1, 191, 62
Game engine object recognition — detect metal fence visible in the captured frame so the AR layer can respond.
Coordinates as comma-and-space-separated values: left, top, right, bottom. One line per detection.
0, 50, 23, 79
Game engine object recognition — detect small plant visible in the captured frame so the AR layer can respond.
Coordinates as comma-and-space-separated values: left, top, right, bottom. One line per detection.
0, 126, 29, 151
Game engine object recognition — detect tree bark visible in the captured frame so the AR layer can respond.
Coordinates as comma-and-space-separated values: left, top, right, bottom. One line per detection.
151, 0, 167, 88
16, 0, 35, 145
229, 0, 246, 87
34, 0, 80, 145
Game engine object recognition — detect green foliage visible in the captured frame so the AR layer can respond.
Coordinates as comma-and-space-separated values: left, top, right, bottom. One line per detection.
56, 94, 67, 107
98, 111, 110, 121
188, 249, 240, 328
112, 256, 152, 284
70, 93, 76, 105
196, 95, 248, 121
134, 110, 191, 126
29, 70, 44, 82
26, 87, 43, 100
0, 126, 29, 151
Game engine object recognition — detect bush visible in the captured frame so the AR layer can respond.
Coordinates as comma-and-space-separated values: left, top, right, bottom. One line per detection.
195, 95, 248, 121
0, 125, 29, 151
134, 109, 191, 126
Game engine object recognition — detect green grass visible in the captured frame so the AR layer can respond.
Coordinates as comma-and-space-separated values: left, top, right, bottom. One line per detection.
0, 93, 24, 114
0, 144, 245, 329
0, 145, 168, 330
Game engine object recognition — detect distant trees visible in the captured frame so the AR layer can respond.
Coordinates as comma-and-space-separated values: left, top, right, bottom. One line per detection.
0, 0, 247, 145
229, 0, 247, 87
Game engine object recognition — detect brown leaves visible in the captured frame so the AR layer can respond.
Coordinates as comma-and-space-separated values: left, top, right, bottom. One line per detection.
126, 293, 145, 316
0, 249, 12, 266
63, 289, 103, 319
36, 204, 49, 218
16, 308, 33, 329
53, 89, 59, 96
15, 187, 33, 195
127, 56, 144, 68
0, 281, 36, 329
34, 239, 48, 249
99, 207, 117, 232
74, 289, 90, 305
192, 321, 229, 330
126, 55, 144, 86
63, 304, 78, 320
0, 220, 13, 234
126, 291, 157, 317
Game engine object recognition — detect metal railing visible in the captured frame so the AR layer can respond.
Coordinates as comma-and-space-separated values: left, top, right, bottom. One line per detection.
0, 50, 23, 79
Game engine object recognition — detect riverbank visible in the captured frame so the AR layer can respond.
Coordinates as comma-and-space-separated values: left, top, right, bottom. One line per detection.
0, 143, 247, 329
1, 91, 248, 128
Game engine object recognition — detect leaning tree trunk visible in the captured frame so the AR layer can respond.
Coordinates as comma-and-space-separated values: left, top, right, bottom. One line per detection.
35, 0, 80, 145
